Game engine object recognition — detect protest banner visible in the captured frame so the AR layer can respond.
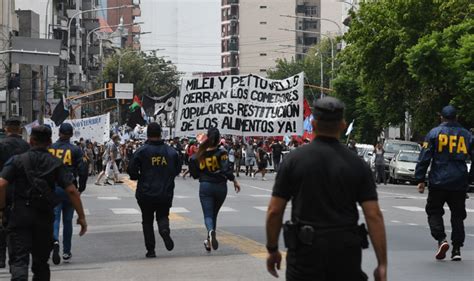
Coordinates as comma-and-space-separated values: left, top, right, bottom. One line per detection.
175, 73, 304, 136
44, 113, 110, 143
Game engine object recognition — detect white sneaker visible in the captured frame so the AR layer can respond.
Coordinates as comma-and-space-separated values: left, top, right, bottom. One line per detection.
262, 177, 267, 181
203, 239, 211, 252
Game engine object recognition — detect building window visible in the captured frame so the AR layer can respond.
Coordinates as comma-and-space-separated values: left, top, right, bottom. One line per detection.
260, 37, 267, 40
260, 53, 267, 56
260, 21, 267, 25
260, 6, 267, 9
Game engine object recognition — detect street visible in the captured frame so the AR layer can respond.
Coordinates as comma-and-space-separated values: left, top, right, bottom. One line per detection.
0, 173, 471, 281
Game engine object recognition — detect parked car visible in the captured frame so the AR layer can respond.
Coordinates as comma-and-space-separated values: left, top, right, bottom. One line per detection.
388, 150, 421, 184
383, 140, 421, 176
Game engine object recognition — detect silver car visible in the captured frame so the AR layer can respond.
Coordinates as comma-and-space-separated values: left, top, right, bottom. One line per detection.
388, 150, 420, 184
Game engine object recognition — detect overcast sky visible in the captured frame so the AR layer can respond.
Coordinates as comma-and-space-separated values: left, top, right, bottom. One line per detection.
140, 0, 221, 74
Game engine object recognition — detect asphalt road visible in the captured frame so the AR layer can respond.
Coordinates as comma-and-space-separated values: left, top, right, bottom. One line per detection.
0, 173, 472, 281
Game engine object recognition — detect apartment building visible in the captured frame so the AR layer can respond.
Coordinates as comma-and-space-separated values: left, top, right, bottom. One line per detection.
107, 0, 142, 50
221, 0, 344, 76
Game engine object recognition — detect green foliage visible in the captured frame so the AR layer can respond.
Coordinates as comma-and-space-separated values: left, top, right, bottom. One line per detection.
335, 0, 474, 142
102, 50, 180, 97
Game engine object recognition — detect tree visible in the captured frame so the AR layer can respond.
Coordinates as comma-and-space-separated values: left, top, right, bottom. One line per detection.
102, 50, 180, 97
338, 0, 473, 139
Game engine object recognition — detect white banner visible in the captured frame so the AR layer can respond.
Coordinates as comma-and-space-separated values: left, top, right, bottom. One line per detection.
175, 73, 305, 136
44, 113, 110, 144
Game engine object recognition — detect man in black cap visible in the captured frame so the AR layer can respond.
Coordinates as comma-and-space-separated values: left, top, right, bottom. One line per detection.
265, 97, 387, 281
0, 125, 87, 281
48, 123, 85, 265
127, 123, 182, 258
0, 117, 30, 268
415, 105, 473, 261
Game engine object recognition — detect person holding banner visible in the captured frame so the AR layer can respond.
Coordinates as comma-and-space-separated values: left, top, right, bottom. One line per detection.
189, 128, 241, 252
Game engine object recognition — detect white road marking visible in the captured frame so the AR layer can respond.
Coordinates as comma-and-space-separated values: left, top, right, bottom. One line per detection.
174, 195, 192, 199
254, 206, 268, 212
170, 207, 190, 213
391, 220, 401, 223
98, 196, 120, 200
378, 191, 425, 200
467, 234, 474, 237
241, 183, 272, 192
110, 208, 141, 215
220, 207, 238, 212
250, 194, 271, 198
407, 223, 418, 226
394, 206, 425, 212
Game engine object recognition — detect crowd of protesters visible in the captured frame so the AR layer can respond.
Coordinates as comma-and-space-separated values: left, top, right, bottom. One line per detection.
72, 134, 309, 184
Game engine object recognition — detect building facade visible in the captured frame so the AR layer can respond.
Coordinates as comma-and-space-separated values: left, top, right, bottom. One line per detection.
221, 0, 345, 76
107, 0, 142, 50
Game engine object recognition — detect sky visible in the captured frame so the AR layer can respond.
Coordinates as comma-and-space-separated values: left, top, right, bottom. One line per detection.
140, 0, 221, 74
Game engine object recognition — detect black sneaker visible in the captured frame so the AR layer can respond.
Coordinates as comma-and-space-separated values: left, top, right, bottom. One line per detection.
161, 230, 174, 251
203, 239, 211, 252
62, 253, 71, 263
435, 240, 449, 260
451, 247, 461, 261
146, 251, 156, 258
209, 230, 218, 250
52, 241, 61, 265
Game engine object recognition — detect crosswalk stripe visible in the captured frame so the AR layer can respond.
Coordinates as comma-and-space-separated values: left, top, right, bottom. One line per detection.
110, 208, 141, 215
98, 196, 120, 200
254, 206, 268, 212
175, 195, 192, 199
394, 206, 425, 212
250, 195, 271, 198
74, 209, 90, 216
220, 207, 238, 212
170, 207, 190, 213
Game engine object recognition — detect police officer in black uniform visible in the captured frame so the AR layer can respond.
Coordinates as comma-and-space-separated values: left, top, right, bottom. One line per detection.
415, 105, 473, 261
0, 117, 30, 268
0, 125, 87, 281
127, 123, 182, 258
49, 123, 85, 265
265, 97, 387, 281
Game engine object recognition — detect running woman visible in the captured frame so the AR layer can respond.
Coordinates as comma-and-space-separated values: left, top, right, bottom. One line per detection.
189, 128, 241, 252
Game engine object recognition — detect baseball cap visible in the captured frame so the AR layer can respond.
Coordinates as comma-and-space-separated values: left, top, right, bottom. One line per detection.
440, 105, 457, 119
312, 97, 345, 121
147, 122, 162, 137
59, 123, 73, 135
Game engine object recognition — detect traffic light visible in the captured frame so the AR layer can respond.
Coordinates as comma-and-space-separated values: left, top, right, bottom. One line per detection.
105, 82, 115, 99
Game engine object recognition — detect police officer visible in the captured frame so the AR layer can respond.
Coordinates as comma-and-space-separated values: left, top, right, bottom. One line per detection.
0, 117, 30, 268
265, 97, 387, 281
0, 125, 87, 281
48, 123, 85, 265
415, 105, 473, 261
127, 123, 182, 258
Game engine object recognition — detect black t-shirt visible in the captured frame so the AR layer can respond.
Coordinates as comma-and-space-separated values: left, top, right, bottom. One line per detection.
191, 148, 235, 184
271, 143, 283, 157
272, 136, 377, 229
1, 149, 73, 200
257, 147, 268, 164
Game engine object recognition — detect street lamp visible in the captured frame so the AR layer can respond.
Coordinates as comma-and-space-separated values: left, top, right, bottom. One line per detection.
315, 50, 324, 97
85, 22, 145, 73
279, 28, 335, 86
65, 5, 134, 96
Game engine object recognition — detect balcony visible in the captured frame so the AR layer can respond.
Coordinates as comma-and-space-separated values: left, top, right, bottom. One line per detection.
132, 7, 141, 17
132, 25, 141, 34
222, 0, 239, 6
222, 6, 239, 21
222, 40, 238, 53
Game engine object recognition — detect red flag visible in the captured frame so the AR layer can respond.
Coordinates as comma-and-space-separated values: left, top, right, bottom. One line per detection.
133, 95, 142, 107
303, 98, 312, 118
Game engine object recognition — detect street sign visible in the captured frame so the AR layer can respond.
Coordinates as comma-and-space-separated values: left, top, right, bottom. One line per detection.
11, 37, 61, 66
114, 83, 134, 99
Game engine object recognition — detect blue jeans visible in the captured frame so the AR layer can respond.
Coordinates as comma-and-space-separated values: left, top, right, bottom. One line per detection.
199, 182, 228, 232
53, 187, 74, 254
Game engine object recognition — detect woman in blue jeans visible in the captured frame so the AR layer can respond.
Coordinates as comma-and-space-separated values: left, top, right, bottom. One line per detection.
191, 128, 241, 252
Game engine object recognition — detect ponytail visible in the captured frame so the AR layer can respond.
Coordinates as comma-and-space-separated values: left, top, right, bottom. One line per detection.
196, 127, 221, 162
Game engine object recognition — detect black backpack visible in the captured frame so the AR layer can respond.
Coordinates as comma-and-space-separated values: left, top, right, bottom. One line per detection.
21, 153, 61, 212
